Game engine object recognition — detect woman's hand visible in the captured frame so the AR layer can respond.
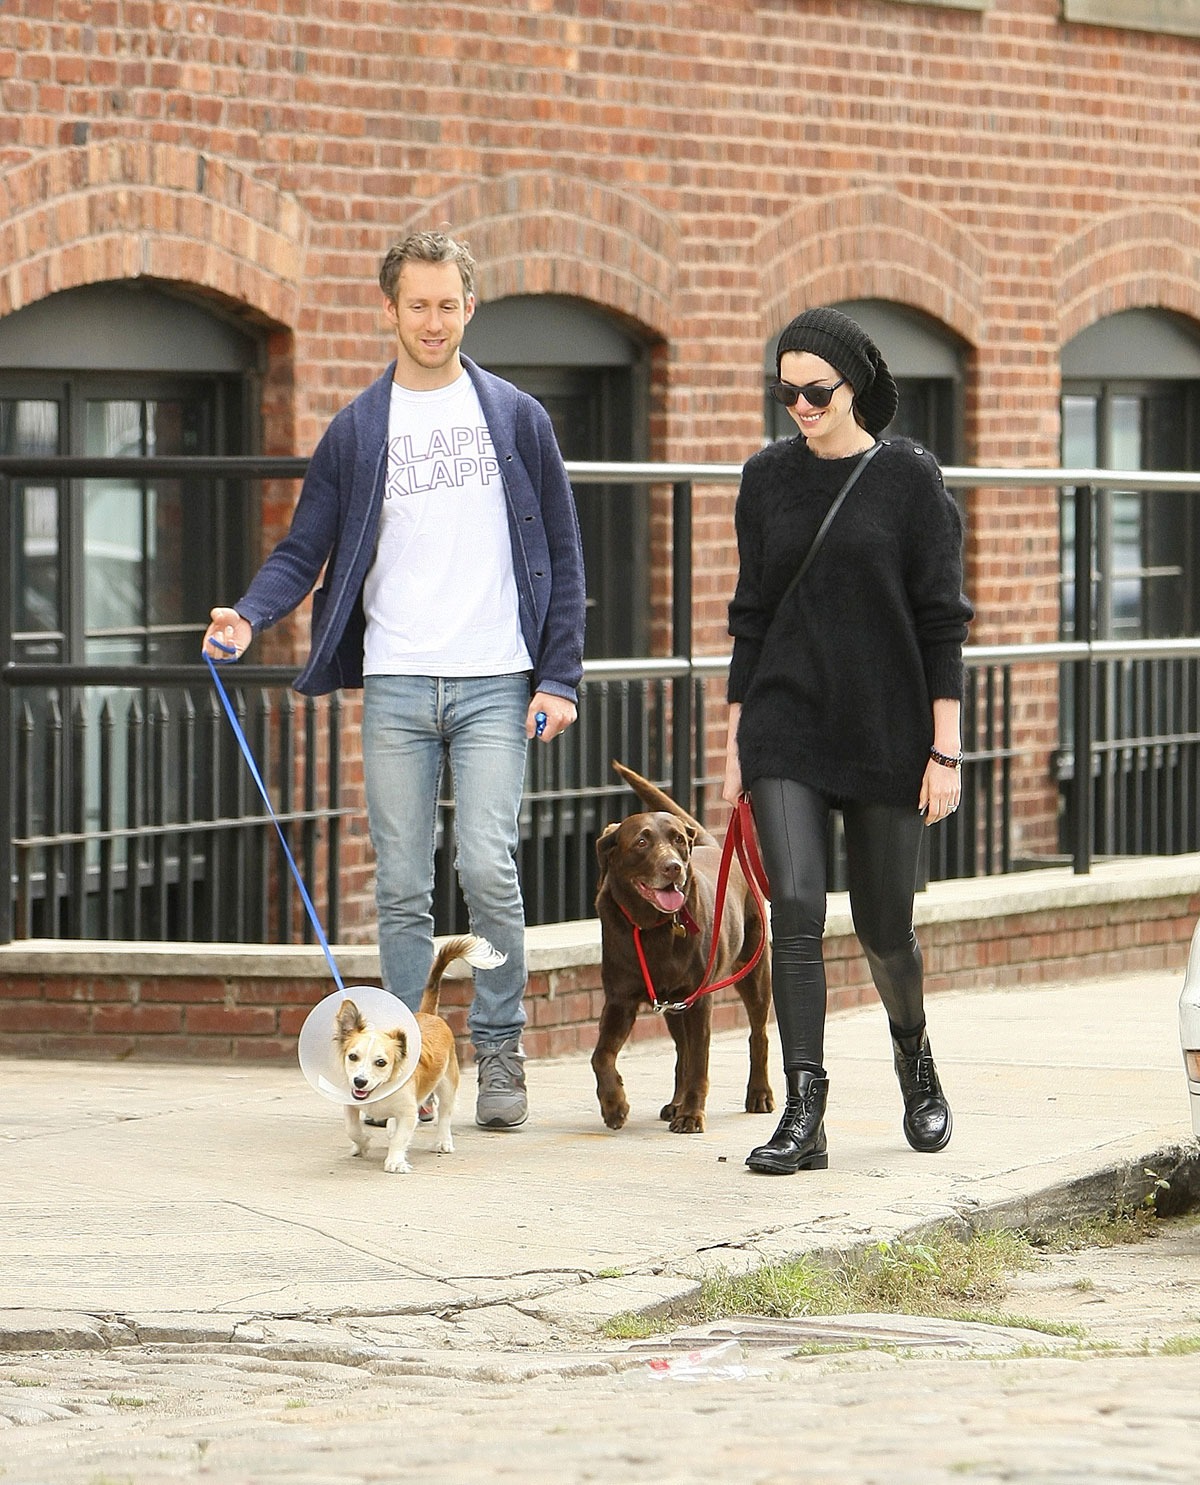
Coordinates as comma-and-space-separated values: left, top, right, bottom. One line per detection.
722, 703, 744, 806
919, 756, 961, 825
921, 698, 962, 824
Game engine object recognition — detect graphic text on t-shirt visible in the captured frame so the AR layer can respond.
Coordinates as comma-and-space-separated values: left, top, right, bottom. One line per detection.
385, 424, 499, 499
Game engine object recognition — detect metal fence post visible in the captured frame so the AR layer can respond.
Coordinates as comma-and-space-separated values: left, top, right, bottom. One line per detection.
1072, 483, 1094, 873
671, 480, 693, 811
0, 473, 13, 942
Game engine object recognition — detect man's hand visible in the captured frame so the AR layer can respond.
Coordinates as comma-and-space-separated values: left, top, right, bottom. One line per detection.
203, 607, 252, 661
526, 692, 577, 742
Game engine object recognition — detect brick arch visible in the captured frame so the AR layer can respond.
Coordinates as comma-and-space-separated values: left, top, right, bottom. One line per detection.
1055, 208, 1200, 344
757, 190, 985, 349
400, 173, 680, 342
0, 141, 309, 330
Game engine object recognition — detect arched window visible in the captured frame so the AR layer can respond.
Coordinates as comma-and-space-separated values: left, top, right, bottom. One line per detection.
1, 282, 266, 937
1, 281, 260, 665
1061, 309, 1200, 639
464, 295, 652, 658
765, 299, 964, 463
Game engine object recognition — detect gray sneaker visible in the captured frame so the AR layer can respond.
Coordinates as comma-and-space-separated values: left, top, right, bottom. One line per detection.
474, 1038, 528, 1128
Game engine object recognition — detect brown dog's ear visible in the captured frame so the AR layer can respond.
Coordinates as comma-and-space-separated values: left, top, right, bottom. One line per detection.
390, 1029, 407, 1061
595, 822, 621, 892
336, 999, 364, 1044
684, 822, 699, 850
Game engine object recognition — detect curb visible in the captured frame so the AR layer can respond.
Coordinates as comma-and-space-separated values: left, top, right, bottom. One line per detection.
949, 1139, 1200, 1236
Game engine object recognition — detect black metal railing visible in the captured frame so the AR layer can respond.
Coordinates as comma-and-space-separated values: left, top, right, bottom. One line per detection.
3, 663, 346, 944
4, 456, 1200, 945
1057, 639, 1200, 862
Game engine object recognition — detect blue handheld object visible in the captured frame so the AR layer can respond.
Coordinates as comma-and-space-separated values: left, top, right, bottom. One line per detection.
535, 710, 548, 737
207, 636, 238, 659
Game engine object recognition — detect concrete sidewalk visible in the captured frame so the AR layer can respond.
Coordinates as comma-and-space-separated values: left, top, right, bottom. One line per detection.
0, 971, 1195, 1355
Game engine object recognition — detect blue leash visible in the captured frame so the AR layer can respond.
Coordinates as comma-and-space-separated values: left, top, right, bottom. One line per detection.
205, 643, 345, 992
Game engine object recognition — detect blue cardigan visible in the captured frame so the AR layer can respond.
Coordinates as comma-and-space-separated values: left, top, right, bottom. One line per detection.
235, 356, 587, 700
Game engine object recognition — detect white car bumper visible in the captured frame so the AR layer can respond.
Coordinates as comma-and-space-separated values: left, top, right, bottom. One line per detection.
1178, 919, 1200, 1138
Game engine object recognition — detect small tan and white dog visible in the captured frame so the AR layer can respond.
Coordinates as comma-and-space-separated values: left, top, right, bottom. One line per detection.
336, 935, 498, 1174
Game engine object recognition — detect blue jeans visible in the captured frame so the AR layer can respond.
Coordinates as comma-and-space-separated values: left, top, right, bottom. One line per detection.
362, 673, 530, 1050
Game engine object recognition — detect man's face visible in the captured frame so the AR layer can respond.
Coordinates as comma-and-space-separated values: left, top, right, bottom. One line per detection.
384, 259, 475, 387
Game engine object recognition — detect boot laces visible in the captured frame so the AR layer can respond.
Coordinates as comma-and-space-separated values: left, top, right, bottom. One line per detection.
779, 1084, 818, 1126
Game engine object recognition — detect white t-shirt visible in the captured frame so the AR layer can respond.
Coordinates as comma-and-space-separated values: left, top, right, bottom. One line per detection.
363, 373, 533, 678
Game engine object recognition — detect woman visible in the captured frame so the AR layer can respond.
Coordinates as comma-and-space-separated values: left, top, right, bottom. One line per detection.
724, 306, 973, 1174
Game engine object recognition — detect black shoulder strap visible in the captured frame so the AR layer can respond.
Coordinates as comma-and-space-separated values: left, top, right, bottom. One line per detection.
773, 441, 881, 617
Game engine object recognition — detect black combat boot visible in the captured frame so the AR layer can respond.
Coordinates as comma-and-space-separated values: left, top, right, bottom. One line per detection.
745, 1069, 829, 1174
892, 1033, 952, 1152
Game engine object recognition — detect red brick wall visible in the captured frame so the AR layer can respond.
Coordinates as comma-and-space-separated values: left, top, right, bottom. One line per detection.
4, 0, 1200, 880
2, 887, 1195, 1063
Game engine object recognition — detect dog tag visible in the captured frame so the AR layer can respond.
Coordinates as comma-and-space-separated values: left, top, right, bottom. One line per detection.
673, 920, 688, 938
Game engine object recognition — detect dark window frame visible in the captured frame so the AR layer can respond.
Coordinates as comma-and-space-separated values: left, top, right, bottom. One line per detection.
2, 369, 253, 666
1060, 377, 1200, 640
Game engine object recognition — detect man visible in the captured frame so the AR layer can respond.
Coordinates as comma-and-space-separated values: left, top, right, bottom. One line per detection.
203, 231, 586, 1129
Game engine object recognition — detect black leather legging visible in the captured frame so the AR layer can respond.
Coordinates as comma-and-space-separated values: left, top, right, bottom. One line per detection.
750, 777, 927, 1072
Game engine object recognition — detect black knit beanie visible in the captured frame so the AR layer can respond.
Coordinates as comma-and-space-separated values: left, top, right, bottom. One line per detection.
775, 307, 899, 436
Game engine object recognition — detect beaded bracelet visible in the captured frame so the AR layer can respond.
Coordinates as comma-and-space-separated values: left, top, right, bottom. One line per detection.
930, 746, 963, 770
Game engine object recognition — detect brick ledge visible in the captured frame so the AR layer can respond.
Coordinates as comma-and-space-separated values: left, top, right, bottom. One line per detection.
2, 854, 1197, 980
2, 856, 1197, 1063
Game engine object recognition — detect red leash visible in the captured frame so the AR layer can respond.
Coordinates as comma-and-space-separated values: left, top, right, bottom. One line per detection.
620, 797, 770, 1014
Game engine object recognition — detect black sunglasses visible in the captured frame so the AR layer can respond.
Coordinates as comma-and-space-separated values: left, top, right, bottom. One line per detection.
770, 377, 847, 409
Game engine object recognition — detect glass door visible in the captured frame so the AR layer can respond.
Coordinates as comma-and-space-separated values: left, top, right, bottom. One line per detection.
3, 372, 246, 665
1061, 384, 1190, 639
3, 371, 250, 933
81, 392, 214, 665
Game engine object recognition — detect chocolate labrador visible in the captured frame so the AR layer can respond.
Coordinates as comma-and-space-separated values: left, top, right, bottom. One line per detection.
591, 761, 774, 1134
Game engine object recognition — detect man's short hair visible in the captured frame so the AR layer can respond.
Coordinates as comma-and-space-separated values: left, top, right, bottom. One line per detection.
378, 231, 476, 302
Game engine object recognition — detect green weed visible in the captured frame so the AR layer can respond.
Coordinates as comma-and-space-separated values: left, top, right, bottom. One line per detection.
1160, 1334, 1200, 1355
601, 1312, 662, 1340
836, 1229, 1037, 1316
603, 1225, 1038, 1338
1142, 1169, 1172, 1212
601, 1211, 1200, 1343
1030, 1207, 1160, 1251
787, 1340, 874, 1357
946, 1310, 1084, 1338
697, 1252, 846, 1319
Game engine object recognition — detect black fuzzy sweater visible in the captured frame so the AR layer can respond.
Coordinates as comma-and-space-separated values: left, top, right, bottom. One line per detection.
728, 436, 973, 806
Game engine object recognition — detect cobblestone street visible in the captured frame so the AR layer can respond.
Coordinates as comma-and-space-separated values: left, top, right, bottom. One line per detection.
4, 1217, 1199, 1485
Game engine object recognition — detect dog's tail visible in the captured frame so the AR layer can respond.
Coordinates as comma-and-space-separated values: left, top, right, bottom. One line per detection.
611, 760, 717, 846
420, 935, 507, 1015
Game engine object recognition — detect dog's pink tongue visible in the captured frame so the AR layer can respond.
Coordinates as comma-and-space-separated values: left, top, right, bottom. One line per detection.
650, 885, 686, 913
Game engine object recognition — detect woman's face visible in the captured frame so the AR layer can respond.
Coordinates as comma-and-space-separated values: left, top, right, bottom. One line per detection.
777, 350, 859, 447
